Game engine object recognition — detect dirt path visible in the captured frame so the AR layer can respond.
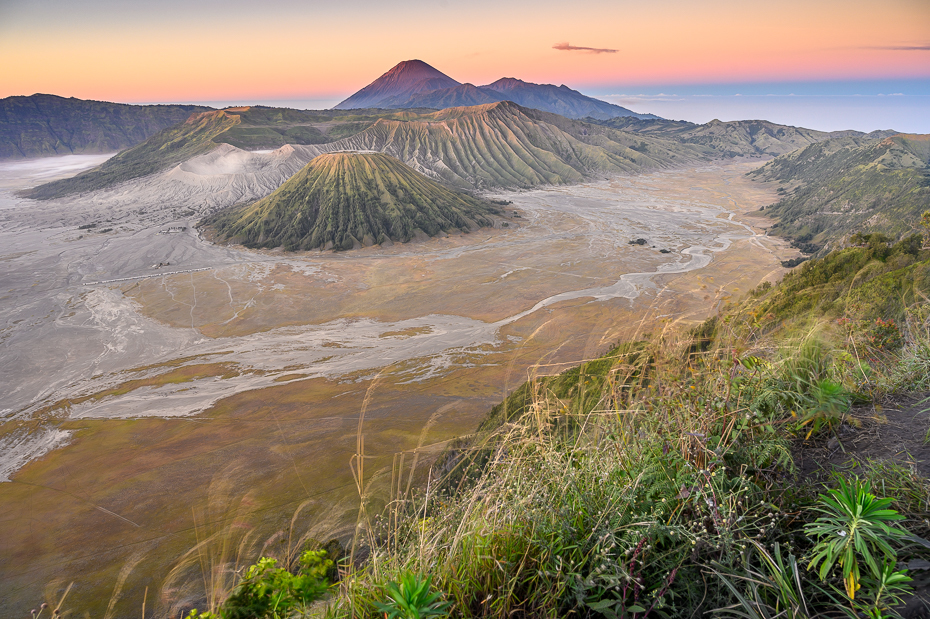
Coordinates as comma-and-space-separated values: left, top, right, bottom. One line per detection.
797, 392, 930, 480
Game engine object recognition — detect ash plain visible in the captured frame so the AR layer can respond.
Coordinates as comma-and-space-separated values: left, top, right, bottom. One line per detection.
0, 151, 790, 613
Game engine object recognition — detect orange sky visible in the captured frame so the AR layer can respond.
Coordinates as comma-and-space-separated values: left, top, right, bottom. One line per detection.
1, 0, 928, 102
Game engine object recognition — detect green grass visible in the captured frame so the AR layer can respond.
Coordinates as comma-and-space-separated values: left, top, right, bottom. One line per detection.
749, 135, 930, 252
314, 239, 930, 618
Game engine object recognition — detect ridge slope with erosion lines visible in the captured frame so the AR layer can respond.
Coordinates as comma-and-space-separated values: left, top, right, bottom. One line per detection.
0, 94, 213, 160
749, 133, 930, 251
330, 101, 706, 189
204, 152, 498, 251
22, 107, 448, 201
21, 102, 711, 214
588, 116, 897, 158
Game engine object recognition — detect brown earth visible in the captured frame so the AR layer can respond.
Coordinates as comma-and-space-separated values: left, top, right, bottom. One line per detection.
0, 163, 795, 615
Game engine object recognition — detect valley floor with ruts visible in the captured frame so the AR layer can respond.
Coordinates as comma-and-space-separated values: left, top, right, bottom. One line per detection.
0, 156, 792, 614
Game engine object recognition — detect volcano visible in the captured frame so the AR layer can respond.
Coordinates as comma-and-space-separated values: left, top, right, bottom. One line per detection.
204, 152, 498, 251
333, 60, 460, 110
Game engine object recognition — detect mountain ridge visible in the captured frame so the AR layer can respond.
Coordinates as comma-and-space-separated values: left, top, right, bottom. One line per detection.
25, 101, 708, 200
326, 101, 703, 189
749, 133, 930, 251
585, 116, 897, 158
0, 93, 213, 159
22, 109, 242, 199
334, 60, 654, 120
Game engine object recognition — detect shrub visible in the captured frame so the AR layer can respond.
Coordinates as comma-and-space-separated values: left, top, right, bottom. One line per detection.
374, 573, 451, 619
804, 476, 911, 615
186, 549, 332, 619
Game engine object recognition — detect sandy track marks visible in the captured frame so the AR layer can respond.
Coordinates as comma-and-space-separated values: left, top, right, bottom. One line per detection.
188, 272, 197, 330
159, 276, 198, 334
213, 270, 236, 306
211, 269, 258, 325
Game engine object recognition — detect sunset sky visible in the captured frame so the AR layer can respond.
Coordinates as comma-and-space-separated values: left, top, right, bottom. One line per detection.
2, 0, 928, 131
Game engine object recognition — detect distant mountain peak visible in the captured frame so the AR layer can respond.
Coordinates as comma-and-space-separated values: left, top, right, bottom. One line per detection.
335, 60, 658, 120
484, 77, 526, 89
334, 60, 460, 110
384, 59, 445, 76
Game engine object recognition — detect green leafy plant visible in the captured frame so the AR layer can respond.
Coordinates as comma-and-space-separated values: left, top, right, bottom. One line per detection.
804, 476, 911, 616
851, 562, 913, 619
187, 549, 332, 619
374, 572, 451, 619
797, 378, 850, 439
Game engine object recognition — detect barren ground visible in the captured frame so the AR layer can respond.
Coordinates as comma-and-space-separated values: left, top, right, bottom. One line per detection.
0, 156, 792, 614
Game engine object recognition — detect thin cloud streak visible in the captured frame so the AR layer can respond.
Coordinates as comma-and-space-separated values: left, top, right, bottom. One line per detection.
864, 45, 930, 51
553, 42, 617, 54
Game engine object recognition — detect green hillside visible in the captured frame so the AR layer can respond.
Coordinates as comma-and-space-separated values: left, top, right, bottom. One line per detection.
22, 106, 445, 199
586, 116, 893, 158
0, 94, 212, 159
203, 152, 498, 251
23, 110, 242, 199
334, 238, 930, 618
749, 134, 930, 252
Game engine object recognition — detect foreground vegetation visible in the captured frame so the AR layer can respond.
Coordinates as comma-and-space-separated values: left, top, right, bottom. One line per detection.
152, 234, 930, 619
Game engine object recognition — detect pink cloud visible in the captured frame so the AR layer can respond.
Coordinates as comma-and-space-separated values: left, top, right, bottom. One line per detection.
553, 42, 617, 54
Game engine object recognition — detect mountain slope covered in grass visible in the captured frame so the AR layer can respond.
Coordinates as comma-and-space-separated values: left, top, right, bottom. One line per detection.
23, 110, 242, 199
587, 116, 894, 158
181, 236, 930, 618
203, 152, 498, 251
338, 236, 930, 618
750, 134, 930, 252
